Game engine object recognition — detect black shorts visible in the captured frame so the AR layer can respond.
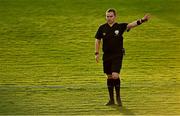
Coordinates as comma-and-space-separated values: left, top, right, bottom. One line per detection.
103, 53, 123, 74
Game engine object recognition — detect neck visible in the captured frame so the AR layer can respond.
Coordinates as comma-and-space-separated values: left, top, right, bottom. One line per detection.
108, 22, 116, 27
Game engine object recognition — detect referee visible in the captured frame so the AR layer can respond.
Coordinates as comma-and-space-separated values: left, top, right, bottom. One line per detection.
95, 8, 150, 106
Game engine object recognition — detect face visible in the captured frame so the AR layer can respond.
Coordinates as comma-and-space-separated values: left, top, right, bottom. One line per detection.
106, 12, 116, 24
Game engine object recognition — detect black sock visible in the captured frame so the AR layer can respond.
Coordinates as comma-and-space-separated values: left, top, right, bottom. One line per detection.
114, 78, 122, 106
107, 79, 114, 102
114, 78, 121, 99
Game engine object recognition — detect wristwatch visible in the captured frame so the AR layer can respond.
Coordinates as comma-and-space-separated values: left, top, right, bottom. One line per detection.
95, 52, 99, 55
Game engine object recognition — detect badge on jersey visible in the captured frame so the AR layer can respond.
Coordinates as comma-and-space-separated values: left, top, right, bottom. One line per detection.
114, 30, 119, 35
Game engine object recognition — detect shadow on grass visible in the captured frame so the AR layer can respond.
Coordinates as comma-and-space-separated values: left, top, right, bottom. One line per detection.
110, 105, 135, 115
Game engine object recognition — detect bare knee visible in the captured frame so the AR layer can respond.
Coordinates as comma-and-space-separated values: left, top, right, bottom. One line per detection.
112, 72, 119, 79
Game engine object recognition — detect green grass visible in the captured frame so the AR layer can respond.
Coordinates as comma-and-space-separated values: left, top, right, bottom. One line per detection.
0, 0, 180, 115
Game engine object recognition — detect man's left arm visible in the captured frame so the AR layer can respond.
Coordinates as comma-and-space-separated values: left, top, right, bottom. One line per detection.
127, 14, 150, 30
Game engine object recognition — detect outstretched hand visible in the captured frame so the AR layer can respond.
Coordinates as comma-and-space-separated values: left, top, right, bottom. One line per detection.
142, 14, 151, 21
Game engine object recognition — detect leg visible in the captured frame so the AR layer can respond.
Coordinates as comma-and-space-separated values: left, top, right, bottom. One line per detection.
106, 74, 115, 105
112, 72, 122, 106
111, 55, 123, 106
103, 59, 115, 106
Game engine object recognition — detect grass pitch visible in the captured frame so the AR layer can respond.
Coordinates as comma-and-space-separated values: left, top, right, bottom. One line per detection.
0, 0, 180, 115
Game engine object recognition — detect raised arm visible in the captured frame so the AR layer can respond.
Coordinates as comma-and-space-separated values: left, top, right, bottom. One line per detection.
127, 14, 150, 30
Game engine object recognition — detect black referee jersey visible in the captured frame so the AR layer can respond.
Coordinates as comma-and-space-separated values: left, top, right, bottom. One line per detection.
95, 23, 128, 55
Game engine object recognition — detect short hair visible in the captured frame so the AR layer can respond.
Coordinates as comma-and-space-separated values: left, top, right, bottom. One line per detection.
106, 8, 117, 16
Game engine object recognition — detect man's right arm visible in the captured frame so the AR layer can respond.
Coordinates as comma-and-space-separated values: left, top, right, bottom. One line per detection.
95, 39, 101, 63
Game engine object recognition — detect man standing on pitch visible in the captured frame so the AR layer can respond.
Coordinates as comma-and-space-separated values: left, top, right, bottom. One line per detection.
95, 8, 150, 106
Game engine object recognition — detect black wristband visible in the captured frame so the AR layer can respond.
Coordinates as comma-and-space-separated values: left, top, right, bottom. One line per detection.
137, 20, 142, 25
95, 52, 99, 55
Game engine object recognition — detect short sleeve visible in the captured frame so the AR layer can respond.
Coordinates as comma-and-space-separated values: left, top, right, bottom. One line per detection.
95, 26, 103, 40
119, 23, 128, 32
